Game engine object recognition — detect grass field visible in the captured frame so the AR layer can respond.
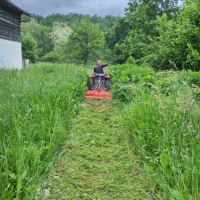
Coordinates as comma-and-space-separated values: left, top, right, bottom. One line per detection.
0, 63, 87, 199
0, 63, 199, 199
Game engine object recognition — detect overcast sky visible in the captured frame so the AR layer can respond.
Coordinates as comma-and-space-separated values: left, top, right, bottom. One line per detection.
12, 0, 129, 16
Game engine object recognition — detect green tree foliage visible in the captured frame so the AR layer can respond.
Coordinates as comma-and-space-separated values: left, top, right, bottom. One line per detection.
41, 22, 73, 63
109, 0, 179, 64
91, 15, 121, 31
20, 0, 200, 70
22, 22, 52, 58
41, 50, 62, 63
40, 13, 76, 27
145, 0, 200, 70
22, 14, 44, 23
21, 14, 119, 64
49, 22, 72, 49
40, 13, 120, 31
65, 19, 105, 65
22, 34, 38, 63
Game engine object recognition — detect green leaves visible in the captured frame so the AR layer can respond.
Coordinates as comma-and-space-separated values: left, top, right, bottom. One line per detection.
145, 0, 200, 70
110, 0, 200, 70
65, 19, 105, 65
110, 0, 179, 64
160, 151, 169, 175
22, 33, 38, 63
22, 22, 52, 60
112, 63, 200, 199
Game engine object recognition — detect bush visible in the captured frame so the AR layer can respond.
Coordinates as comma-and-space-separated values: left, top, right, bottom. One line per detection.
109, 64, 157, 102
112, 84, 136, 103
192, 87, 200, 101
110, 64, 155, 84
154, 71, 187, 95
41, 51, 61, 63
22, 33, 38, 63
185, 71, 200, 87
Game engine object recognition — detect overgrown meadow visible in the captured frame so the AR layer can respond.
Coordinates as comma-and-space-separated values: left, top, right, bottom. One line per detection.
0, 63, 200, 200
109, 65, 200, 199
0, 63, 87, 199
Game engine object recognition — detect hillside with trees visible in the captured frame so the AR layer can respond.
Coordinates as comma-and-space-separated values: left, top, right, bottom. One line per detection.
22, 0, 200, 71
21, 13, 120, 64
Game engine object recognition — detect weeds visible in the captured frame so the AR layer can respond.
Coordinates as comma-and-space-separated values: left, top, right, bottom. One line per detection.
0, 63, 87, 199
110, 64, 200, 199
1, 62, 199, 199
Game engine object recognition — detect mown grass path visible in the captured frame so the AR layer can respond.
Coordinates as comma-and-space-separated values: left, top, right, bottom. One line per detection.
37, 100, 153, 200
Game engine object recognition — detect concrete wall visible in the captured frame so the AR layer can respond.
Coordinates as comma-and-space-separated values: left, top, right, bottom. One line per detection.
0, 38, 22, 69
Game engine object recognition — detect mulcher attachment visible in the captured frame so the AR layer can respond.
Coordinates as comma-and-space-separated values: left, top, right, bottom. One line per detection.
85, 73, 112, 99
85, 90, 112, 99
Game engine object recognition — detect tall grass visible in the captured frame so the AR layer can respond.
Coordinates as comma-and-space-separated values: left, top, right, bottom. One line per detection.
0, 63, 87, 199
110, 64, 200, 199
126, 91, 200, 200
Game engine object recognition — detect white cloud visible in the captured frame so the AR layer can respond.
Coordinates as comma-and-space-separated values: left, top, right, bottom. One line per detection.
12, 0, 129, 16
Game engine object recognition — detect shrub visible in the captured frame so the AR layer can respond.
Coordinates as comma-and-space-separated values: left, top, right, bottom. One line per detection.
192, 87, 200, 101
41, 51, 61, 63
110, 64, 155, 84
22, 33, 38, 63
185, 71, 200, 87
112, 84, 136, 103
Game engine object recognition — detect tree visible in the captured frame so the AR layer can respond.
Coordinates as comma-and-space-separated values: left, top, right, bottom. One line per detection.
109, 0, 180, 64
110, 1, 158, 63
22, 34, 38, 63
40, 22, 73, 63
40, 13, 119, 31
127, 0, 179, 17
144, 0, 200, 70
65, 19, 105, 65
22, 22, 52, 58
49, 22, 72, 49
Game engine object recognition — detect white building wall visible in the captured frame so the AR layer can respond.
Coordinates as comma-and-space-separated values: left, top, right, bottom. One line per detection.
0, 38, 22, 69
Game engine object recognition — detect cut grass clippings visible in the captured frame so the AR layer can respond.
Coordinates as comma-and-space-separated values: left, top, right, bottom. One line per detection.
37, 99, 154, 200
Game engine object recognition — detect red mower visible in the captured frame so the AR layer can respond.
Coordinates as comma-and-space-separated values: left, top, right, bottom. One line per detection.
85, 73, 112, 99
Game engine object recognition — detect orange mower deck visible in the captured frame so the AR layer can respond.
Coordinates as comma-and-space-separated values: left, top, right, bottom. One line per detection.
85, 90, 112, 99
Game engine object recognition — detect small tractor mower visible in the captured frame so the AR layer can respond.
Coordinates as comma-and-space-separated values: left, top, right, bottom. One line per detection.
85, 73, 112, 99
